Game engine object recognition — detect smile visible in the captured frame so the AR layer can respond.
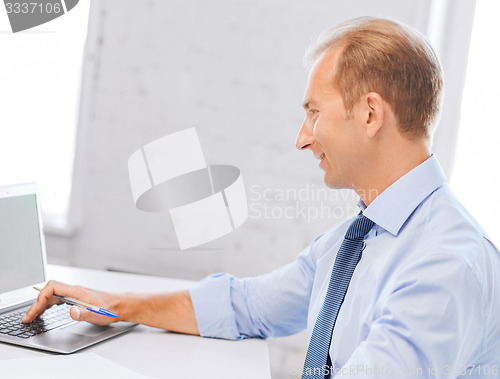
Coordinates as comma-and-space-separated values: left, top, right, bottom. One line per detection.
318, 154, 326, 169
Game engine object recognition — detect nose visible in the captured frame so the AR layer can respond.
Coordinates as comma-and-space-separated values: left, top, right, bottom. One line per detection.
295, 117, 315, 150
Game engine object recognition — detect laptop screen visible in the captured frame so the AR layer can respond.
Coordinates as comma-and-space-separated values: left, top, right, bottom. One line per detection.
0, 193, 45, 294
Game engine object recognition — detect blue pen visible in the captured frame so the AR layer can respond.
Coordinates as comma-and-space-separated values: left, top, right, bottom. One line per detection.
33, 286, 118, 318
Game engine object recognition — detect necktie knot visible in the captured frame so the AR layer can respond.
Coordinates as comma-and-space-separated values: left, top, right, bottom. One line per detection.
344, 213, 375, 240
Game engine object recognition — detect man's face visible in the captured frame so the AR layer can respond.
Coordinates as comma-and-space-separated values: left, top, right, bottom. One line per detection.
296, 47, 366, 189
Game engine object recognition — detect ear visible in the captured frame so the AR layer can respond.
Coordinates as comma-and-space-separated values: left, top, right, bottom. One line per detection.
362, 92, 385, 138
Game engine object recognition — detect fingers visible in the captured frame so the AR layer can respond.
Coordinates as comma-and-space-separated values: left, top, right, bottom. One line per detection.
70, 306, 81, 320
22, 280, 117, 326
22, 280, 79, 323
69, 306, 114, 326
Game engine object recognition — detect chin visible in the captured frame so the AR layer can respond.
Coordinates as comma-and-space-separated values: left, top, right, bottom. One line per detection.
323, 172, 347, 190
323, 175, 339, 189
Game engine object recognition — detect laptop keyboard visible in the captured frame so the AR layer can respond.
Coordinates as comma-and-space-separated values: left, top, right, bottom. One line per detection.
0, 303, 74, 339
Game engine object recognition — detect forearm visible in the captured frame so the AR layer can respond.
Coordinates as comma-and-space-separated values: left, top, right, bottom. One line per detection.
115, 290, 200, 335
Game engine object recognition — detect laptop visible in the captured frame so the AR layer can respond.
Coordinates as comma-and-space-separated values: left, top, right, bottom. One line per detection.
0, 182, 136, 353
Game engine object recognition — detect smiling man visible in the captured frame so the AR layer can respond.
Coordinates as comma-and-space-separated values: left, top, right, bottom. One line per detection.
24, 17, 500, 378
297, 38, 433, 203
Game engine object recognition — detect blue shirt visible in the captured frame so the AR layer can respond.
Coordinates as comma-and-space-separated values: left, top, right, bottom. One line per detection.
189, 155, 500, 378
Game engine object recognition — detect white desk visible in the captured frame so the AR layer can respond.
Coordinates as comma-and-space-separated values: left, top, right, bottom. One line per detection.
0, 265, 271, 378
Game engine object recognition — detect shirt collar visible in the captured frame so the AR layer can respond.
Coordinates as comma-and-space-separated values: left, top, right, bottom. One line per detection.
358, 155, 446, 236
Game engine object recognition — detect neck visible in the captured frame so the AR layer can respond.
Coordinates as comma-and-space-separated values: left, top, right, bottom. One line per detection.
355, 142, 430, 207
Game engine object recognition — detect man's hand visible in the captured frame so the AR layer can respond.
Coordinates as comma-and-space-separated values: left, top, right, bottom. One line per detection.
22, 280, 122, 326
22, 280, 200, 335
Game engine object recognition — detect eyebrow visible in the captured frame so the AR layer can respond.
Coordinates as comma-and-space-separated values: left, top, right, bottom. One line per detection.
302, 99, 317, 110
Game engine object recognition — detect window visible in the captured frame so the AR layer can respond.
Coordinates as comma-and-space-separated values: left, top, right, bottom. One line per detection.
0, 1, 91, 232
451, 0, 500, 237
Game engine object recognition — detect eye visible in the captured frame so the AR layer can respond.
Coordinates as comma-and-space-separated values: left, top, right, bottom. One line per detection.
309, 109, 319, 121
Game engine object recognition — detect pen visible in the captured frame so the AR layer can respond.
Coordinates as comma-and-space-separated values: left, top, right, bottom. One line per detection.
33, 286, 118, 318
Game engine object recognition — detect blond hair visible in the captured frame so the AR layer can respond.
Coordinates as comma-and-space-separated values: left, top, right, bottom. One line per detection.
305, 17, 443, 139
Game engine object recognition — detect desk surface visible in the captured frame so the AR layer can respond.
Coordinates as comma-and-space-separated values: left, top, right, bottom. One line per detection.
0, 265, 271, 379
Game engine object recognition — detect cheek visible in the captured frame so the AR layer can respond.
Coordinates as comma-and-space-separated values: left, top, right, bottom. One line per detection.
312, 118, 332, 145
317, 123, 356, 167
313, 116, 340, 149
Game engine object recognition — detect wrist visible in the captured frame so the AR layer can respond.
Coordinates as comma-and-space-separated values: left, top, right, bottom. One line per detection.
110, 293, 136, 322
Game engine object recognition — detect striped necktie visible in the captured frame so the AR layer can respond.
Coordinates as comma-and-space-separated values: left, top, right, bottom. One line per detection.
302, 212, 374, 378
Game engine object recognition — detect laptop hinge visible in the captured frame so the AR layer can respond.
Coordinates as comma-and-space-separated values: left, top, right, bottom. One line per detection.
0, 300, 34, 315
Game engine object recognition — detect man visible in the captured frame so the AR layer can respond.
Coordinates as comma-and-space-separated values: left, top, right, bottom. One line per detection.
24, 17, 500, 378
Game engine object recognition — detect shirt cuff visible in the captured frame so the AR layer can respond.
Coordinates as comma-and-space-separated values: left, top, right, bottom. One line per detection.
188, 273, 241, 340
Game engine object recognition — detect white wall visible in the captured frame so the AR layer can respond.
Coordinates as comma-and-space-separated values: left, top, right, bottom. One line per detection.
48, 0, 438, 279
44, 1, 474, 377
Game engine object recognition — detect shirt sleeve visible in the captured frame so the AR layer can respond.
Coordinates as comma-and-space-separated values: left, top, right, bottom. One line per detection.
188, 236, 322, 340
334, 253, 485, 378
